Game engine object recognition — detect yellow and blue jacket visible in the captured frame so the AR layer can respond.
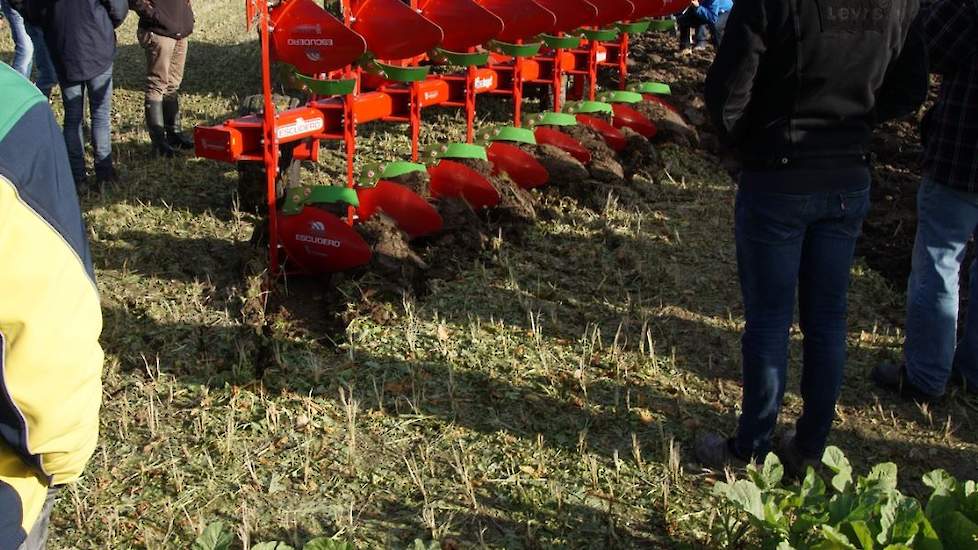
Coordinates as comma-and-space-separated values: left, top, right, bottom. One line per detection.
0, 64, 103, 546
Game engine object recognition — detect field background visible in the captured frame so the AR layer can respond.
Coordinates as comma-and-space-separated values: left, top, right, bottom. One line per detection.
2, 1, 977, 548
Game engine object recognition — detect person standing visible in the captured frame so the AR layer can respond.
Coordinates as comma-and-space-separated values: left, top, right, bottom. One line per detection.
676, 0, 733, 53
1, 0, 56, 97
694, 0, 928, 476
873, 0, 978, 403
0, 62, 104, 550
130, 0, 195, 157
37, 0, 128, 186
1, 0, 33, 76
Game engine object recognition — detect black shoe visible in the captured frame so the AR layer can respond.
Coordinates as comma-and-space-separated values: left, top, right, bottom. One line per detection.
872, 363, 943, 404
949, 367, 978, 396
145, 100, 176, 158
95, 165, 120, 187
694, 431, 753, 471
162, 94, 195, 150
776, 431, 821, 481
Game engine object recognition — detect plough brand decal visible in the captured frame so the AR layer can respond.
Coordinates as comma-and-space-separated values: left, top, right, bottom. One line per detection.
276, 117, 324, 139
288, 38, 335, 47
296, 220, 342, 248
474, 76, 494, 90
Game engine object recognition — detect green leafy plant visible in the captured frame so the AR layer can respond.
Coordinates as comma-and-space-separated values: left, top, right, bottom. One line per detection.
709, 447, 976, 550
192, 523, 441, 550
922, 470, 978, 548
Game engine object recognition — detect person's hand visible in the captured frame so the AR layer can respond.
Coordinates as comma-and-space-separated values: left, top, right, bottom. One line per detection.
691, 0, 700, 6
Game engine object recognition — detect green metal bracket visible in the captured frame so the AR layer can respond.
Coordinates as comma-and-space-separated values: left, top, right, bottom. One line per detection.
597, 90, 644, 104
616, 20, 653, 34
422, 142, 488, 163
282, 185, 359, 216
430, 48, 491, 67
527, 111, 578, 128
293, 73, 357, 96
648, 19, 677, 31
541, 34, 584, 49
359, 53, 431, 82
629, 81, 672, 95
359, 161, 427, 187
477, 125, 537, 146
563, 101, 614, 115
487, 40, 544, 58
579, 27, 620, 41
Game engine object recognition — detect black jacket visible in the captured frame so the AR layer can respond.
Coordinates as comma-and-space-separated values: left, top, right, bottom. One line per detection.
130, 0, 194, 40
14, 0, 129, 83
705, 0, 928, 173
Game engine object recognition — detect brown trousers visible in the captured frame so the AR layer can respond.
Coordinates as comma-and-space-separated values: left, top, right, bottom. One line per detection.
137, 28, 188, 101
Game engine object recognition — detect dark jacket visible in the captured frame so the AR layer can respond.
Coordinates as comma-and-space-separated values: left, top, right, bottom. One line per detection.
705, 0, 928, 177
919, 0, 978, 192
19, 0, 129, 83
130, 0, 194, 40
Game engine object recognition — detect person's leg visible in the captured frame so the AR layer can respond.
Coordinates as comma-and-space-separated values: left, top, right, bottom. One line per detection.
954, 254, 978, 393
694, 24, 710, 48
1, 0, 34, 78
25, 24, 56, 97
732, 188, 810, 459
676, 10, 697, 50
712, 11, 731, 46
16, 486, 59, 550
60, 80, 87, 184
139, 28, 177, 156
903, 180, 978, 396
795, 188, 870, 458
86, 66, 115, 181
161, 37, 193, 149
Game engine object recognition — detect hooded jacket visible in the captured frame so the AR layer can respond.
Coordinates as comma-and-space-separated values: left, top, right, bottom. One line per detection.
0, 65, 103, 548
13, 0, 128, 83
130, 0, 194, 40
705, 0, 928, 181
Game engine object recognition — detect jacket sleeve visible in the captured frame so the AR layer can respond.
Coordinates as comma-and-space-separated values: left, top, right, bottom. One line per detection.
128, 0, 157, 23
704, 0, 768, 143
920, 0, 978, 75
874, 15, 929, 122
696, 3, 718, 24
101, 0, 129, 28
0, 65, 103, 546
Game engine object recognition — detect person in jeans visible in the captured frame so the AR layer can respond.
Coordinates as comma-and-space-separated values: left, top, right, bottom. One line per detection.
677, 0, 732, 52
36, 0, 128, 186
695, 0, 927, 476
0, 63, 103, 550
0, 0, 56, 97
873, 0, 978, 403
130, 0, 195, 157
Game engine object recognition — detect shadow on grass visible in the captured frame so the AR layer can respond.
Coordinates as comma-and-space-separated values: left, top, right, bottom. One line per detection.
113, 39, 263, 100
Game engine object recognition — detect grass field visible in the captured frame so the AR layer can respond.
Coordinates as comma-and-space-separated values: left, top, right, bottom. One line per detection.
3, 1, 978, 548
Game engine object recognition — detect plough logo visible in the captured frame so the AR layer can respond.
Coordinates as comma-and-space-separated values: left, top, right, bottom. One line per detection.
295, 220, 343, 248
473, 76, 495, 90
276, 117, 324, 140
287, 22, 335, 63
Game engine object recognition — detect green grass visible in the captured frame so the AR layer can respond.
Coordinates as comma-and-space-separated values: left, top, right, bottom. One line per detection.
3, 2, 977, 548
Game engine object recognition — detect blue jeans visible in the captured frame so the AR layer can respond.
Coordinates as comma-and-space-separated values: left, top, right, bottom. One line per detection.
677, 9, 710, 47
733, 181, 870, 459
1, 0, 32, 76
62, 65, 115, 183
905, 179, 978, 396
25, 24, 57, 96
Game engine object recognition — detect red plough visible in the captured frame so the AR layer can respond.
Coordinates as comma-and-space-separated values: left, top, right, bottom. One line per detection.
194, 0, 685, 278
